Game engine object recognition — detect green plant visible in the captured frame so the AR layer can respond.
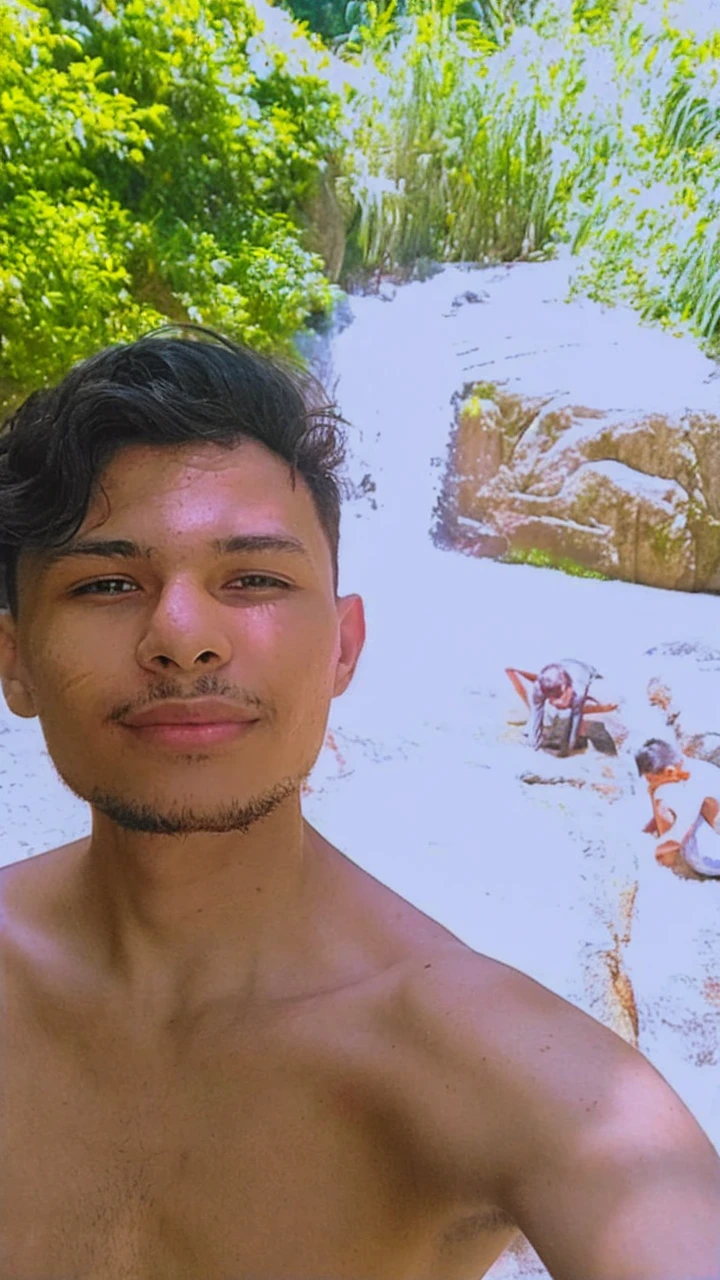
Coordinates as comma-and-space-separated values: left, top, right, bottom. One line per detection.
564, 8, 720, 352
502, 546, 610, 579
336, 0, 571, 275
329, 0, 720, 360
0, 0, 346, 411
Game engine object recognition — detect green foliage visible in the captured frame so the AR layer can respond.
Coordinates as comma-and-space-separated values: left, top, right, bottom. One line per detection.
0, 192, 165, 387
280, 0, 360, 42
571, 0, 624, 35
5, 0, 720, 409
502, 547, 610, 579
278, 0, 537, 50
0, 0, 345, 410
336, 0, 567, 272
0, 0, 162, 389
153, 212, 339, 351
564, 12, 720, 350
333, 0, 720, 355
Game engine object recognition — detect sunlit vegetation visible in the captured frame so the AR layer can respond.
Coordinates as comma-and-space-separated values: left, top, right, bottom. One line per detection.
2, 0, 719, 413
0, 0, 344, 410
331, 0, 720, 361
502, 547, 610, 579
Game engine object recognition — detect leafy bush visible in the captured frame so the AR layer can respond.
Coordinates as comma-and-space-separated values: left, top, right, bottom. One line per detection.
0, 2, 165, 392
0, 192, 165, 387
279, 0, 540, 50
5, 0, 720, 408
0, 0, 345, 412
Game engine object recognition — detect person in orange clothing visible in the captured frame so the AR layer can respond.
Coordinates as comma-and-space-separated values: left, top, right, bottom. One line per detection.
635, 738, 720, 880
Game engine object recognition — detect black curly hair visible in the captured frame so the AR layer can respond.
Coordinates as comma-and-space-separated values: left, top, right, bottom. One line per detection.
0, 324, 351, 620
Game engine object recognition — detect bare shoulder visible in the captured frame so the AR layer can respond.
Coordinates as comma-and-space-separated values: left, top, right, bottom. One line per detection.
393, 946, 720, 1262
0, 841, 87, 961
395, 942, 702, 1133
0, 841, 72, 900
0, 851, 42, 933
395, 940, 618, 1053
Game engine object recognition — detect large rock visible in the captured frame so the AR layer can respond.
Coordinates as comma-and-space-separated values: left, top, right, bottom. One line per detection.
435, 387, 720, 592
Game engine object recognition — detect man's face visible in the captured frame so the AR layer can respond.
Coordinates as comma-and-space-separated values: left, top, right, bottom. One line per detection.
0, 439, 365, 836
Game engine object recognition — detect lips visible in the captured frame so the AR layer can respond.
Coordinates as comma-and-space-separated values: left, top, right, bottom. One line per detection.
122, 699, 259, 727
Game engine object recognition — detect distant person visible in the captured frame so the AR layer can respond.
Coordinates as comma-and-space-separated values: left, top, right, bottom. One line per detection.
506, 659, 617, 756
530, 659, 595, 756
635, 738, 720, 880
0, 327, 718, 1277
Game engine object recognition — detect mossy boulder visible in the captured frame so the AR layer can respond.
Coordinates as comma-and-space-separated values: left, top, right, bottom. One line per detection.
434, 382, 720, 592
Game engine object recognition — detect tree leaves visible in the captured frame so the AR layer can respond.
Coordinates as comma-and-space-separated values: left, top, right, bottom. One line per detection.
0, 0, 343, 412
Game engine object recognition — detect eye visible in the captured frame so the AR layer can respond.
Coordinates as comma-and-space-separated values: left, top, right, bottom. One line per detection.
70, 574, 292, 597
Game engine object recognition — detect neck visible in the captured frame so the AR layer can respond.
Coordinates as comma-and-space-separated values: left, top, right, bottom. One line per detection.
68, 813, 330, 1021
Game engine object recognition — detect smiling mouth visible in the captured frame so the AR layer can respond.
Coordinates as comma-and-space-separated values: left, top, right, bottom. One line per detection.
123, 720, 258, 747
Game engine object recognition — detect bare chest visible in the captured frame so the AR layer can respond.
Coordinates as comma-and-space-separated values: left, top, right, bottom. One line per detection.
0, 970, 516, 1280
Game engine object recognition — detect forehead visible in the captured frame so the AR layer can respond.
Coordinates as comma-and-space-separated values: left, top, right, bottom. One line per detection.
102, 439, 305, 503
30, 440, 329, 579
88, 439, 316, 533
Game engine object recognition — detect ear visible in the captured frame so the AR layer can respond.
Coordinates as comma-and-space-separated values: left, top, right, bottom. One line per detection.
0, 612, 38, 719
331, 593, 366, 699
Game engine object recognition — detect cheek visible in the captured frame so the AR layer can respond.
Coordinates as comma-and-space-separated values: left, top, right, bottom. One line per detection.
285, 646, 336, 705
53, 653, 119, 708
277, 642, 337, 725
20, 639, 96, 715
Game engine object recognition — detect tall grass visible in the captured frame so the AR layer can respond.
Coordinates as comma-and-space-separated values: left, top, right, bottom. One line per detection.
334, 0, 720, 355
337, 1, 573, 270
565, 4, 720, 349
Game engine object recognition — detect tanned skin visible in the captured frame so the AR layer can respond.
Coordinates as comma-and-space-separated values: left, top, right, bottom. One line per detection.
1, 440, 719, 1280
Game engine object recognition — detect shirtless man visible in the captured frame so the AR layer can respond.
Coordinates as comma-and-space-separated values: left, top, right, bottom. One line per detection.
0, 327, 719, 1280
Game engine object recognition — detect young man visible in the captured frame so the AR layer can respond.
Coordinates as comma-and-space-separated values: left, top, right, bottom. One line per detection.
0, 327, 719, 1280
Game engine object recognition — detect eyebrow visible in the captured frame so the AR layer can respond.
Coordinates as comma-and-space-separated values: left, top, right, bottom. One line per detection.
41, 533, 311, 569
